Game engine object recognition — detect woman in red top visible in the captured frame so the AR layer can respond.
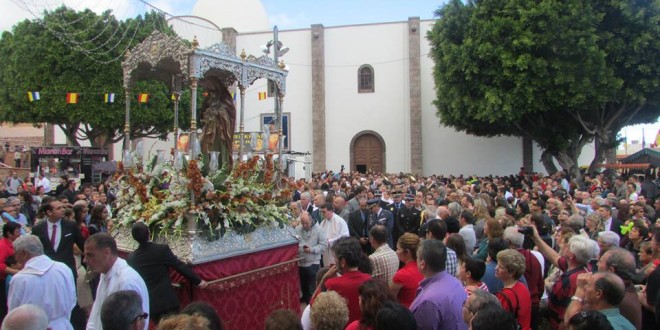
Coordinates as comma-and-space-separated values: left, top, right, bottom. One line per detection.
390, 233, 423, 308
495, 249, 532, 330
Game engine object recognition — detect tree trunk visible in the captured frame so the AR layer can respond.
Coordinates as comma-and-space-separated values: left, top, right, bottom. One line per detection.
58, 124, 80, 146
587, 136, 605, 174
540, 150, 559, 175
588, 129, 618, 174
555, 151, 582, 183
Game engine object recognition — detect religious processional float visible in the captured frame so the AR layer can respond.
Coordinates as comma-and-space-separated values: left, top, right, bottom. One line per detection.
112, 30, 298, 266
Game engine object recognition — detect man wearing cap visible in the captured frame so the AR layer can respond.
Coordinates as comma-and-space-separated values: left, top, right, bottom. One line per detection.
367, 198, 395, 249
398, 194, 421, 236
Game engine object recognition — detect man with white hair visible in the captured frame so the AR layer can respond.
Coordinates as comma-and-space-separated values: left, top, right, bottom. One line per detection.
1, 304, 49, 330
531, 226, 600, 328
8, 235, 76, 329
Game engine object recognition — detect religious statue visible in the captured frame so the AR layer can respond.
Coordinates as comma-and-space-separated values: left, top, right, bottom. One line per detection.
200, 76, 236, 169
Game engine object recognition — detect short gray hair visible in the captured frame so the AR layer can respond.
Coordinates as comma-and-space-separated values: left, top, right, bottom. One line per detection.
300, 191, 311, 201
448, 202, 463, 218
568, 235, 600, 264
503, 226, 524, 248
12, 235, 43, 257
567, 214, 585, 228
597, 231, 620, 247
1, 304, 48, 330
101, 290, 144, 330
602, 247, 636, 282
467, 288, 500, 312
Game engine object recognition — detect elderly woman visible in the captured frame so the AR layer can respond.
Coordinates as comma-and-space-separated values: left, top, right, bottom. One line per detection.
311, 291, 349, 330
495, 249, 532, 330
584, 213, 605, 239
595, 231, 620, 257
390, 233, 423, 308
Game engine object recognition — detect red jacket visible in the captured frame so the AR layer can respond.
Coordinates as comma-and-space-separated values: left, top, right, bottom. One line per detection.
517, 248, 543, 306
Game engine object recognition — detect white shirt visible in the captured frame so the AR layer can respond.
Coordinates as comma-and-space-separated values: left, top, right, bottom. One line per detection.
301, 304, 312, 330
458, 224, 477, 253
86, 258, 150, 330
604, 217, 613, 232
48, 220, 61, 252
8, 255, 77, 330
319, 214, 349, 265
38, 177, 52, 193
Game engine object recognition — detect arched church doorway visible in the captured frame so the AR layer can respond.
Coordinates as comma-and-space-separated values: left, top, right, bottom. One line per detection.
350, 131, 385, 174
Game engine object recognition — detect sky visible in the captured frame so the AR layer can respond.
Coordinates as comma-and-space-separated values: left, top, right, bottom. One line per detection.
2, 0, 658, 147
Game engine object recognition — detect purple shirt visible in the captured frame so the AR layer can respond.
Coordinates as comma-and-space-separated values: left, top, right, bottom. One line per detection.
410, 271, 468, 330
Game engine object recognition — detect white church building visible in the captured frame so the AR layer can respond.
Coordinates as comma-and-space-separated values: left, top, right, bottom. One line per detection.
3, 0, 594, 177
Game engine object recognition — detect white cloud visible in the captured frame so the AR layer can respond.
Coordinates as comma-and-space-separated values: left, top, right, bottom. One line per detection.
1, 0, 192, 33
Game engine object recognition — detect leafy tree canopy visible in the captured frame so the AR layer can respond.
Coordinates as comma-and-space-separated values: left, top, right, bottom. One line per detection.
428, 0, 659, 177
0, 7, 197, 147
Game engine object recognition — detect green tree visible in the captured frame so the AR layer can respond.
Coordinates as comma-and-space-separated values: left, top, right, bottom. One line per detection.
0, 7, 195, 148
428, 0, 659, 178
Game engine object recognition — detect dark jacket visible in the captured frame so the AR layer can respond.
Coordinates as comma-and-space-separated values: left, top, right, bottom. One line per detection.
126, 242, 202, 316
31, 219, 85, 280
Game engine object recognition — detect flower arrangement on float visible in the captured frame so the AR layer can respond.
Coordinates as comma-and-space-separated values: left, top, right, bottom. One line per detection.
110, 152, 296, 239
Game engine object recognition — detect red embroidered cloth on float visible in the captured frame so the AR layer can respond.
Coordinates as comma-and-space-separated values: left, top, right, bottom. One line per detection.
172, 243, 300, 330
116, 226, 301, 330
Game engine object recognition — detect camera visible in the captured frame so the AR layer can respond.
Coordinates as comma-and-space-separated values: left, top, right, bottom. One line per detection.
517, 226, 534, 236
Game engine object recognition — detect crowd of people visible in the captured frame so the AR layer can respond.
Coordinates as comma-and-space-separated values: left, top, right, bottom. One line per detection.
0, 171, 213, 329
287, 169, 660, 330
1, 168, 660, 330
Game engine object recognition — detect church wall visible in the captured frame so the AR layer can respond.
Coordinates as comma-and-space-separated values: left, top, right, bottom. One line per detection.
418, 21, 526, 176
117, 19, 596, 177
323, 22, 412, 173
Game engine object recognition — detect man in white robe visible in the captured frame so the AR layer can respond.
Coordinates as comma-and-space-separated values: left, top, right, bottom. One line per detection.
8, 235, 77, 330
319, 204, 349, 265
84, 233, 149, 330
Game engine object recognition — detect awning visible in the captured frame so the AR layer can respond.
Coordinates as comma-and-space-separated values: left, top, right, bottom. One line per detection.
596, 163, 654, 170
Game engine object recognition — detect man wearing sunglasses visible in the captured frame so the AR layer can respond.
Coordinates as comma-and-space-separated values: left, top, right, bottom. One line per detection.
101, 290, 148, 330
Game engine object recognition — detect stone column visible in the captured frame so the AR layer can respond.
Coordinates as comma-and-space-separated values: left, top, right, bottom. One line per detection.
408, 17, 423, 175
311, 24, 326, 172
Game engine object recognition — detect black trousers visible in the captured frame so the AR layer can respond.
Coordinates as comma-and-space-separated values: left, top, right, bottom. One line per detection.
299, 264, 320, 304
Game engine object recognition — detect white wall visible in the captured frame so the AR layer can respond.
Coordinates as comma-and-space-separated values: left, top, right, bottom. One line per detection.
323, 22, 411, 173
111, 19, 596, 177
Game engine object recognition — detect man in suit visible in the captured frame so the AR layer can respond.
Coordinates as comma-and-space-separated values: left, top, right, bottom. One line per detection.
346, 186, 368, 214
31, 199, 86, 329
31, 200, 85, 280
597, 205, 623, 237
126, 222, 207, 323
347, 196, 371, 254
